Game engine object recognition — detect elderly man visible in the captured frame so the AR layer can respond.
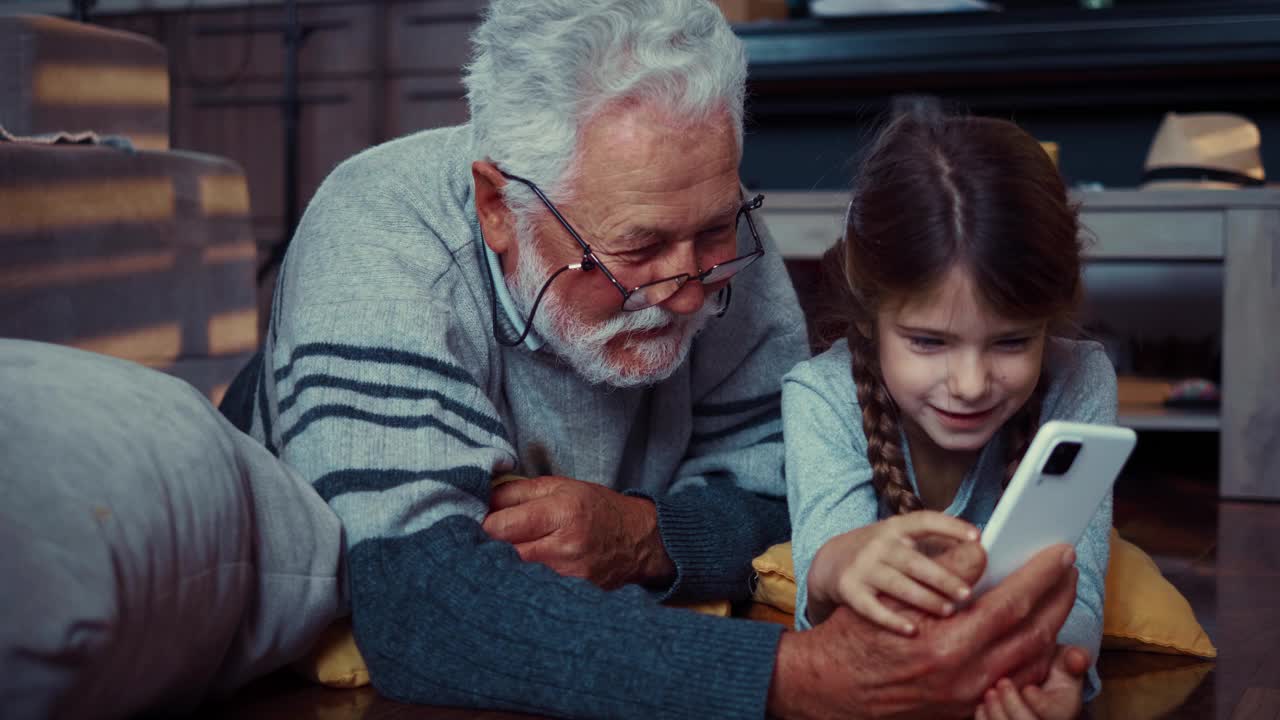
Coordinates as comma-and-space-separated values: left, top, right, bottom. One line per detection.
2, 1, 1079, 718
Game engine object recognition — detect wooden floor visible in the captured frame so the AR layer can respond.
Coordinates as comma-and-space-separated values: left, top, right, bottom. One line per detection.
1091, 432, 1280, 720
200, 432, 1280, 720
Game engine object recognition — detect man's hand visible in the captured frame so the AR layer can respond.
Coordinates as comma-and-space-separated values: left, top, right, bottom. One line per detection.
976, 645, 1089, 720
481, 475, 676, 589
768, 541, 1078, 720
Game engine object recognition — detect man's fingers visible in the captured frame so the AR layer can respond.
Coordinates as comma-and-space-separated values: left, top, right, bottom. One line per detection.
513, 537, 559, 564
488, 476, 556, 511
481, 499, 559, 544
980, 566, 1078, 690
966, 544, 1075, 650
1004, 654, 1054, 691
888, 544, 972, 602
892, 511, 980, 543
511, 539, 580, 578
871, 566, 956, 617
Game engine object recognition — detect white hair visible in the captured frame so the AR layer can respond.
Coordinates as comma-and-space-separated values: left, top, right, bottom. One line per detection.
463, 0, 747, 213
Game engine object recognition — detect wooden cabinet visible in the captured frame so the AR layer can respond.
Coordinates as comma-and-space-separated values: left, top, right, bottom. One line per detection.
96, 1, 484, 279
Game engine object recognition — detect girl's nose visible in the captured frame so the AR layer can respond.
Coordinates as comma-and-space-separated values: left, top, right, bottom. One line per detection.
947, 352, 990, 403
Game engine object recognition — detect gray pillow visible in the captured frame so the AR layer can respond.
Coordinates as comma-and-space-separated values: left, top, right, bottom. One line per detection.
0, 339, 346, 720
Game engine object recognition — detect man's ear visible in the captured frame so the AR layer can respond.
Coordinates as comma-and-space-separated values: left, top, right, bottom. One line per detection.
473, 161, 515, 254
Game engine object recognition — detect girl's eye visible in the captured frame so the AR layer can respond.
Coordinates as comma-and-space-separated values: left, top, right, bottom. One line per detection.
996, 337, 1033, 351
908, 336, 945, 350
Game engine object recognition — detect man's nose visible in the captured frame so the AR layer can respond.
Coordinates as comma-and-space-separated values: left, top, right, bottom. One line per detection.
661, 277, 706, 316
656, 242, 705, 316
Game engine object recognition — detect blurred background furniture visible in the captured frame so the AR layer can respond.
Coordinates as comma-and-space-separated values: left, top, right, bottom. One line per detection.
1, 13, 169, 149
0, 14, 258, 403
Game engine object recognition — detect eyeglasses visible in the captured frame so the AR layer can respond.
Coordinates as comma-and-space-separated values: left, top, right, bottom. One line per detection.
490, 169, 766, 347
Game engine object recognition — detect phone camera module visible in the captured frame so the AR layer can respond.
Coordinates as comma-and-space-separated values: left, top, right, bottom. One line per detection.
1042, 441, 1082, 476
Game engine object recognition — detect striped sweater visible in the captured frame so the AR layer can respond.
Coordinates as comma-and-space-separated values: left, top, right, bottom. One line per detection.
240, 124, 810, 718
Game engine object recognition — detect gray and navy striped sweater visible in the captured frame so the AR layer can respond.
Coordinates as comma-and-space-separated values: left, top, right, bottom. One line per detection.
238, 124, 810, 718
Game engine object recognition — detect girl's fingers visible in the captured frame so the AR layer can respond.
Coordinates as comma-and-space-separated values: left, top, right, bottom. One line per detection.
983, 689, 1012, 720
889, 510, 980, 543
871, 565, 959, 617
1021, 685, 1057, 719
975, 704, 989, 720
885, 543, 972, 602
848, 589, 918, 636
997, 679, 1039, 720
1054, 644, 1091, 678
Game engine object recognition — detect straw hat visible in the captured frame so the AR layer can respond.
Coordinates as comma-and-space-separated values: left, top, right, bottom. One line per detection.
1141, 112, 1265, 189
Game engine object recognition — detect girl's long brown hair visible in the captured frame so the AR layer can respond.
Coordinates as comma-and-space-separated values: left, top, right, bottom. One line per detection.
826, 111, 1083, 515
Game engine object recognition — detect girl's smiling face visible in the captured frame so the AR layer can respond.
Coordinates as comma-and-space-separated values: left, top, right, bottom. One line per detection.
877, 265, 1047, 458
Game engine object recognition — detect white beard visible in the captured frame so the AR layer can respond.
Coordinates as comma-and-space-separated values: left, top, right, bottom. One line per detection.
506, 224, 714, 388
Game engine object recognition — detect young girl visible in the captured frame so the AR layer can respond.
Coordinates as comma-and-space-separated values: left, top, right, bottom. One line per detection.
784, 112, 1117, 719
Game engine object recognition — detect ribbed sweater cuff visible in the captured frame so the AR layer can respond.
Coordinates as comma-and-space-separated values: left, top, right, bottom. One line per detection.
628, 488, 755, 603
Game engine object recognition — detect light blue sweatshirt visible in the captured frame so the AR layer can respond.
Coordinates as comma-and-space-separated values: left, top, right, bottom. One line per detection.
783, 336, 1117, 700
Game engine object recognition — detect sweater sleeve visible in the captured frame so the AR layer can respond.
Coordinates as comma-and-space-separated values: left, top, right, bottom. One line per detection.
628, 213, 811, 604
1041, 342, 1120, 701
781, 350, 881, 629
256, 161, 783, 719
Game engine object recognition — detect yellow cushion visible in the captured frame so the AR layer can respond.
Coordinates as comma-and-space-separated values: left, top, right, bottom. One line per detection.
292, 616, 369, 689
1100, 529, 1216, 657
750, 541, 800, 612
749, 530, 1216, 659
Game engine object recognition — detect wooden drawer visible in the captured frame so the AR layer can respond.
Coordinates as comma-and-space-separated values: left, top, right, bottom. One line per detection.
1080, 209, 1224, 259
167, 3, 376, 83
386, 76, 469, 138
173, 79, 376, 223
758, 207, 842, 259
761, 192, 1230, 261
388, 0, 485, 74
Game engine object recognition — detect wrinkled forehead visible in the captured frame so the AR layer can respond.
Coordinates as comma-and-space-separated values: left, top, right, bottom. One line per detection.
558, 103, 744, 234
570, 101, 739, 185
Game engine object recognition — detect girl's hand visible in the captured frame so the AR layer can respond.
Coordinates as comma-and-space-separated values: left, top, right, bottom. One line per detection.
975, 645, 1090, 720
806, 511, 979, 633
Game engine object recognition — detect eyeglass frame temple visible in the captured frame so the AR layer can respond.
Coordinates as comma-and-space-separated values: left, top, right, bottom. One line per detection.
499, 169, 765, 307
497, 170, 632, 300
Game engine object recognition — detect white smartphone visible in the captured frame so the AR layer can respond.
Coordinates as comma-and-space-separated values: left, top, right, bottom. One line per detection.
971, 420, 1136, 598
